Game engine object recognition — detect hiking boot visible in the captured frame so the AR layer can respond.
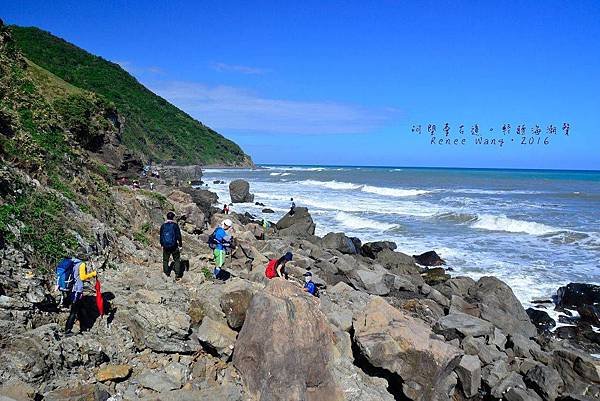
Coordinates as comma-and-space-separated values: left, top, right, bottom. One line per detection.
64, 331, 74, 338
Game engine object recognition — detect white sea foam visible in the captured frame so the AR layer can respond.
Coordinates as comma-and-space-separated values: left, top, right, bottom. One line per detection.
269, 172, 291, 176
334, 212, 397, 231
450, 188, 544, 195
361, 185, 430, 197
298, 180, 430, 197
471, 214, 560, 236
299, 180, 361, 190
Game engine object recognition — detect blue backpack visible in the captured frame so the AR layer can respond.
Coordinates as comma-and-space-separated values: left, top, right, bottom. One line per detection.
161, 222, 178, 249
56, 258, 75, 292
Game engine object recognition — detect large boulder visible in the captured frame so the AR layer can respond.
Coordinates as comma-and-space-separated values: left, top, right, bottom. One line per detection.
123, 302, 193, 353
375, 249, 421, 276
275, 207, 316, 237
158, 165, 203, 185
361, 241, 397, 258
434, 312, 495, 340
556, 283, 600, 309
353, 297, 462, 401
469, 276, 537, 338
347, 268, 392, 296
233, 279, 395, 401
413, 250, 446, 266
322, 232, 358, 254
229, 179, 254, 203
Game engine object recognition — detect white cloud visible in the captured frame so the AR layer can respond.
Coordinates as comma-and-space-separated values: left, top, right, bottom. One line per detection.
148, 81, 400, 134
211, 62, 269, 75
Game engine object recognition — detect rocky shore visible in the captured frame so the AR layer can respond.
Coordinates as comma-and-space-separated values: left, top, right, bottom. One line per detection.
1, 172, 600, 401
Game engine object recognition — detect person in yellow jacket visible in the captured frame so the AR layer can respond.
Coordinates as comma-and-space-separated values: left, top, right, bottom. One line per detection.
65, 259, 97, 336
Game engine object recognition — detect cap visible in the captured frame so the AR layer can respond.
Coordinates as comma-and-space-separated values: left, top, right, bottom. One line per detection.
303, 271, 312, 277
223, 219, 233, 228
283, 251, 293, 261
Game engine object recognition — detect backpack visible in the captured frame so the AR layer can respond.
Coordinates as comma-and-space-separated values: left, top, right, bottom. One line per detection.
265, 259, 278, 279
56, 258, 75, 292
161, 222, 178, 249
207, 231, 218, 250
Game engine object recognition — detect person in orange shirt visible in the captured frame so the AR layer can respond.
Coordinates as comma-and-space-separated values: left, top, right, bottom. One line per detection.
64, 259, 97, 336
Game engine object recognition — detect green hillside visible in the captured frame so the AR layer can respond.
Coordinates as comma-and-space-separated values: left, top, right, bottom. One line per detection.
9, 26, 252, 166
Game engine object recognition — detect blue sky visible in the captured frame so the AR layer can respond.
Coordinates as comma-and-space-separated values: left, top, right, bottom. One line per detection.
2, 1, 600, 169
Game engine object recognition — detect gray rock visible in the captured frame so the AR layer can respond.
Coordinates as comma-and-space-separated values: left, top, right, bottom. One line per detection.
436, 276, 477, 299
138, 370, 180, 392
482, 359, 510, 389
461, 336, 507, 365
234, 280, 395, 401
490, 327, 508, 349
43, 384, 111, 401
504, 387, 544, 401
524, 365, 564, 401
449, 295, 480, 317
220, 288, 253, 330
491, 372, 527, 399
228, 179, 254, 203
375, 249, 421, 275
165, 362, 190, 387
322, 232, 358, 254
392, 275, 417, 292
427, 287, 450, 308
354, 297, 462, 401
469, 276, 537, 338
361, 241, 397, 258
123, 302, 192, 353
455, 355, 481, 398
196, 317, 237, 359
508, 333, 544, 359
275, 207, 316, 237
349, 269, 391, 296
434, 312, 494, 340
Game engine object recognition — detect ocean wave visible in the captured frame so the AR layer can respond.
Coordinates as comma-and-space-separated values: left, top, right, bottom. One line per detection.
334, 212, 397, 231
264, 166, 325, 172
361, 185, 430, 197
298, 180, 430, 197
434, 212, 479, 224
299, 180, 361, 190
448, 188, 545, 195
471, 214, 560, 236
269, 172, 292, 176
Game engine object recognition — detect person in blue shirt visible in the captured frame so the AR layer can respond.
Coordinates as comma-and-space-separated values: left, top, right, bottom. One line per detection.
213, 219, 233, 278
303, 271, 316, 296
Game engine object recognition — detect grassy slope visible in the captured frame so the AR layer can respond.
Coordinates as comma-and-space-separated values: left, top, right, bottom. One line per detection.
10, 26, 251, 166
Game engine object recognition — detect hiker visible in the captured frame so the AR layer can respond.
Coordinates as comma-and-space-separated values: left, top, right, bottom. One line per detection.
303, 271, 317, 296
149, 182, 154, 191
211, 219, 233, 278
223, 204, 230, 214
160, 211, 183, 279
289, 198, 296, 216
265, 251, 293, 279
56, 258, 97, 336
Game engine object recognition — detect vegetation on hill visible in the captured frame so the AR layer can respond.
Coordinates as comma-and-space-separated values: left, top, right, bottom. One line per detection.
0, 22, 118, 267
9, 26, 252, 166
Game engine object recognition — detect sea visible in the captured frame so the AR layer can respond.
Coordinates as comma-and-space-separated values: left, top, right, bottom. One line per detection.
201, 165, 600, 308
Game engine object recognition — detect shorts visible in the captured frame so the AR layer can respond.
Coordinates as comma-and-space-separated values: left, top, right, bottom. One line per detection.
214, 249, 225, 268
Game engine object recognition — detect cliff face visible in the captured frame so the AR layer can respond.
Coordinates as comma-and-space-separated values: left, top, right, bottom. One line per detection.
9, 25, 253, 167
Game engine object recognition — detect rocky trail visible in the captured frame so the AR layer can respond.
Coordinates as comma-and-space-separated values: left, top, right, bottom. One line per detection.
1, 175, 600, 401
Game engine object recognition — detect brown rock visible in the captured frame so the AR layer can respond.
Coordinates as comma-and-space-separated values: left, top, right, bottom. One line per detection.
95, 364, 132, 382
233, 279, 343, 401
353, 297, 463, 401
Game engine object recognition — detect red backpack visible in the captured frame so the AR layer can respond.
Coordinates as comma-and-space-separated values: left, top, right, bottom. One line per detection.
265, 259, 278, 279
